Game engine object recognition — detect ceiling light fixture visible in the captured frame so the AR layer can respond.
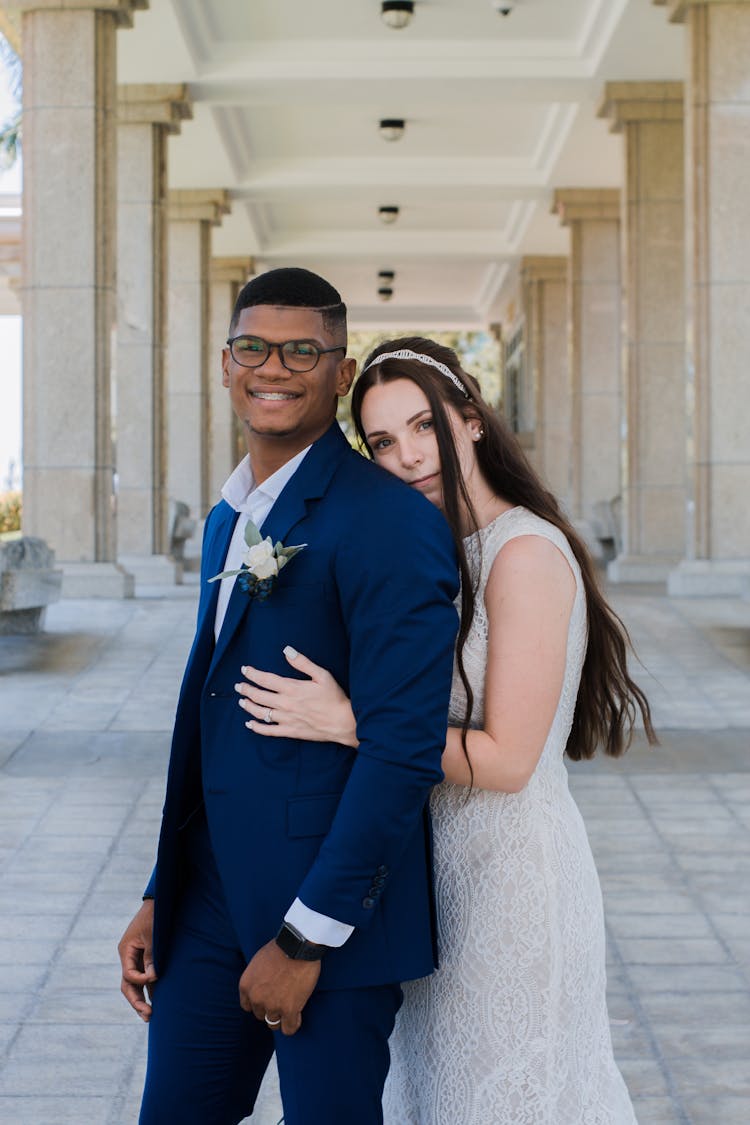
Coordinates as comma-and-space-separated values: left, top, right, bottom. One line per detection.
378, 206, 400, 224
379, 118, 406, 142
378, 270, 396, 282
381, 2, 415, 30
378, 287, 394, 301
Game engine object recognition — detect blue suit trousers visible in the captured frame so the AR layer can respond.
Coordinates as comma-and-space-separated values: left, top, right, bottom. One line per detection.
139, 811, 402, 1125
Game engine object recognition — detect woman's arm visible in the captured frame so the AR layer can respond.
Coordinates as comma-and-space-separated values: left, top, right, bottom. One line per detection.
441, 533, 576, 793
238, 533, 575, 793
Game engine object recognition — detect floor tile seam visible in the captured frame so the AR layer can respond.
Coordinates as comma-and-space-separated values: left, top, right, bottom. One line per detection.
105, 1029, 146, 1125
0, 774, 152, 1065
102, 614, 185, 734
603, 920, 690, 1122
49, 602, 152, 717
0, 774, 67, 882
659, 598, 750, 674
622, 773, 750, 994
704, 775, 750, 834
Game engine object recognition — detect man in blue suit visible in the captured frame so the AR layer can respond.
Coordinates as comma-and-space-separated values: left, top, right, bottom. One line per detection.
118, 268, 459, 1124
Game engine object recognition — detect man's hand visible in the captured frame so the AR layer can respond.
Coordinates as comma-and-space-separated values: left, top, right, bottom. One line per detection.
239, 940, 321, 1036
118, 900, 157, 1022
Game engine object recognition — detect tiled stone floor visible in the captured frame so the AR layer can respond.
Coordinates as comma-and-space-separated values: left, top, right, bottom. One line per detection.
0, 580, 748, 1124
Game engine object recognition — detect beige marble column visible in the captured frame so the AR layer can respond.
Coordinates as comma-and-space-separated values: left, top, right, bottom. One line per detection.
552, 190, 622, 551
167, 190, 230, 566
599, 82, 686, 582
520, 257, 570, 509
655, 0, 750, 596
208, 258, 253, 506
18, 0, 145, 597
116, 84, 191, 585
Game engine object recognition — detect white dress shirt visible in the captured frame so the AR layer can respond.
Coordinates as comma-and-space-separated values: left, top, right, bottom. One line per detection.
215, 448, 354, 949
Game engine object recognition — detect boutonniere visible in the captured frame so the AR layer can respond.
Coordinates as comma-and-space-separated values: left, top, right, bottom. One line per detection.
208, 518, 307, 602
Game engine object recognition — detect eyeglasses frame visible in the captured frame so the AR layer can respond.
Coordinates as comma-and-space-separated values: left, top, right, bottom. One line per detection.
226, 335, 347, 373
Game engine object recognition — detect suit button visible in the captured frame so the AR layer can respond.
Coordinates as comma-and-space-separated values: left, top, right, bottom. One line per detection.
376, 865, 388, 876
362, 896, 375, 909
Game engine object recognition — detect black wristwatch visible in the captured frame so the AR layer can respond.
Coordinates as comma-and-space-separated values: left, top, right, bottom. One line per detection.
275, 921, 330, 961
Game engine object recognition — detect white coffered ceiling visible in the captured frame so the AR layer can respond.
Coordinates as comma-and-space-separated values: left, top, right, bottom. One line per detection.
118, 0, 684, 328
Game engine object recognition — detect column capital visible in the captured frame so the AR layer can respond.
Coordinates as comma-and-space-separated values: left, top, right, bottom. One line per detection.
521, 256, 567, 283
552, 188, 620, 226
13, 0, 148, 30
210, 257, 254, 286
168, 190, 231, 226
117, 83, 192, 133
653, 0, 750, 24
598, 81, 684, 133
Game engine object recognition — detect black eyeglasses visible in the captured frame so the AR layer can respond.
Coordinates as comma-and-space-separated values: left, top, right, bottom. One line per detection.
226, 335, 346, 373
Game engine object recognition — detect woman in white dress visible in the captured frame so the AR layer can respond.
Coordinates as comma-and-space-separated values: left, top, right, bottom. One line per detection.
237, 337, 656, 1124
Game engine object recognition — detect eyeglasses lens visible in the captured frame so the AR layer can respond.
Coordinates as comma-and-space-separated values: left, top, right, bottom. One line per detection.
231, 337, 320, 372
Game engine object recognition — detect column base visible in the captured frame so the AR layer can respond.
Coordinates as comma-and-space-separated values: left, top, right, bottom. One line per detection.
607, 554, 678, 583
667, 559, 750, 598
118, 554, 183, 586
61, 562, 135, 599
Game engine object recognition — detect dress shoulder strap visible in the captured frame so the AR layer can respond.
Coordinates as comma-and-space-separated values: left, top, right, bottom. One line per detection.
477, 507, 583, 592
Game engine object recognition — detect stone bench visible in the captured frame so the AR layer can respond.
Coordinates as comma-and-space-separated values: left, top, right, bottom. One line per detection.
0, 536, 62, 634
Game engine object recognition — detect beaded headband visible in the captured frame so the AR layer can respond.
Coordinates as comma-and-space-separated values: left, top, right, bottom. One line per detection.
360, 348, 470, 398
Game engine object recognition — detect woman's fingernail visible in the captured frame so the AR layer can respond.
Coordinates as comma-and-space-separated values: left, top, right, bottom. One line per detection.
283, 646, 299, 660
234, 683, 242, 692
241, 666, 252, 676
245, 720, 254, 729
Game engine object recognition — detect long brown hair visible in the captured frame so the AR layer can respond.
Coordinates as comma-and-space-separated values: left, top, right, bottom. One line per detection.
352, 336, 656, 762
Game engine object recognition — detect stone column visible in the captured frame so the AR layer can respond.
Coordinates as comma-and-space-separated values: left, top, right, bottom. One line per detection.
116, 84, 192, 585
208, 257, 253, 505
520, 257, 570, 509
18, 0, 146, 597
552, 190, 622, 551
167, 190, 230, 566
598, 82, 686, 582
655, 0, 750, 596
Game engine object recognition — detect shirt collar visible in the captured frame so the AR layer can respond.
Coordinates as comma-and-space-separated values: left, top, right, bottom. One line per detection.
220, 445, 312, 515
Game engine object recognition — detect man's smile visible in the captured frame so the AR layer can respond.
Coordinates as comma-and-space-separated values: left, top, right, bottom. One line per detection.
250, 390, 301, 401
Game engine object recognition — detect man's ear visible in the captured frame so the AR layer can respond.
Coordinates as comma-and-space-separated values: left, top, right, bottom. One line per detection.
335, 356, 357, 397
221, 347, 231, 388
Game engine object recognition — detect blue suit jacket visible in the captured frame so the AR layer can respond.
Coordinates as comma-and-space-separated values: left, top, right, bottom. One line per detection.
147, 422, 459, 990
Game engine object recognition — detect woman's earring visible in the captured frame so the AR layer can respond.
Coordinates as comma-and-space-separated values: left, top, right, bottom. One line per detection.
473, 427, 484, 442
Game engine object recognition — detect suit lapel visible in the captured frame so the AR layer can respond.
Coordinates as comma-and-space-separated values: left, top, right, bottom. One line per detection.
208, 423, 351, 676
192, 502, 237, 679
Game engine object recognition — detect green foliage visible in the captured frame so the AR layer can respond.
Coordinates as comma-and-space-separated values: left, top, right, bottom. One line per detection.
337, 329, 502, 440
0, 490, 21, 534
0, 34, 21, 170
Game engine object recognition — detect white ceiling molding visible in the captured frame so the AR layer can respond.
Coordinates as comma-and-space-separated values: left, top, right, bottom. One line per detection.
117, 0, 684, 326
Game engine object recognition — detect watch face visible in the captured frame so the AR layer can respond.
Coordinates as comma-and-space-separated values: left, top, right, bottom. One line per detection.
276, 923, 326, 960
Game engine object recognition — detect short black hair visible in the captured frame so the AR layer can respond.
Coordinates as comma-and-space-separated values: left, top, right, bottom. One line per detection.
230, 267, 347, 339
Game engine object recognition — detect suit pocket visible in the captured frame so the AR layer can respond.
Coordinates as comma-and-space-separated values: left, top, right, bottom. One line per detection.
286, 792, 342, 838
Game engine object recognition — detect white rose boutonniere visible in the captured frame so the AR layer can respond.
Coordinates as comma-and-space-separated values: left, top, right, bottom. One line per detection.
209, 518, 306, 601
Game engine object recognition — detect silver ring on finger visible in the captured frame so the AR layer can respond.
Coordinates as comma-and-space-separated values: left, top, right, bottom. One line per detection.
264, 1014, 282, 1027
264, 708, 274, 724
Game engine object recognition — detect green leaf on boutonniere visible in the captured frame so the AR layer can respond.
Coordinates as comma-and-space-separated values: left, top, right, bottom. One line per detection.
243, 519, 263, 548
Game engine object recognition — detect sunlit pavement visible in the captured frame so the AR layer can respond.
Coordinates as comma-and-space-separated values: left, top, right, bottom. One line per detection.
0, 578, 748, 1124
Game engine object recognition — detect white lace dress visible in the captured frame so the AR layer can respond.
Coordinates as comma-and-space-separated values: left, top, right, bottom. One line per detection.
383, 507, 637, 1125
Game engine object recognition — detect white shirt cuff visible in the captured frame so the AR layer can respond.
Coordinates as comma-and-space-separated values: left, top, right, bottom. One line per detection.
284, 898, 355, 947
